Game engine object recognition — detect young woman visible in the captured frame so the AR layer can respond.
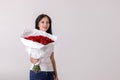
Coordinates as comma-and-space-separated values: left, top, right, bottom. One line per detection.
30, 14, 58, 80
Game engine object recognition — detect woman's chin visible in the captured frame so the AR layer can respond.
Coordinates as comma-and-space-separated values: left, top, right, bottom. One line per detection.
41, 29, 47, 32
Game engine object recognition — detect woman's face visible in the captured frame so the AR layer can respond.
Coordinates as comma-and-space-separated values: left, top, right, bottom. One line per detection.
38, 17, 50, 32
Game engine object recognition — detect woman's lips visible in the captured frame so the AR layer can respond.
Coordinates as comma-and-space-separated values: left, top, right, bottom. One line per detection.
43, 27, 47, 29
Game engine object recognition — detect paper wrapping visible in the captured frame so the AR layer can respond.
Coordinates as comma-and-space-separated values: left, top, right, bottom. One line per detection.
20, 29, 57, 59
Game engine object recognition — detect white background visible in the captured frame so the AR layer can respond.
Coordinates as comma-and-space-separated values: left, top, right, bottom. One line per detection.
0, 0, 120, 80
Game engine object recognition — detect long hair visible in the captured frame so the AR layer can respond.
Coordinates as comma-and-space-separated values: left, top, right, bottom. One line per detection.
35, 14, 52, 34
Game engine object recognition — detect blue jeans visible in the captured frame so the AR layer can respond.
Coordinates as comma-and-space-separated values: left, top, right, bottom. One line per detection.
30, 70, 54, 80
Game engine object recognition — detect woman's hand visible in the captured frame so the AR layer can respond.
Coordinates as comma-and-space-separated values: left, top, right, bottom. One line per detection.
30, 57, 39, 64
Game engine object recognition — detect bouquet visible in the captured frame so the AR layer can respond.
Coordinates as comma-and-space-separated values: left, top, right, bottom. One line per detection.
20, 29, 57, 72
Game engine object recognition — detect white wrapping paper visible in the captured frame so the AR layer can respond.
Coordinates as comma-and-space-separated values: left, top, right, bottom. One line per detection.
20, 29, 57, 59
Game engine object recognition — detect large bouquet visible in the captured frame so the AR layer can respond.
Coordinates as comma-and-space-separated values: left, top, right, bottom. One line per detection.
20, 29, 57, 72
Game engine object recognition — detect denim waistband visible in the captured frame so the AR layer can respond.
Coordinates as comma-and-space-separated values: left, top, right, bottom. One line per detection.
30, 70, 54, 80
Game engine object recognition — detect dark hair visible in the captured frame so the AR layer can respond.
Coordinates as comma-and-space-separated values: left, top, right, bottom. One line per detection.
35, 14, 52, 34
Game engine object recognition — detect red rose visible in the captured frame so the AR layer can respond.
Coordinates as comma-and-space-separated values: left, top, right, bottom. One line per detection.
25, 35, 54, 45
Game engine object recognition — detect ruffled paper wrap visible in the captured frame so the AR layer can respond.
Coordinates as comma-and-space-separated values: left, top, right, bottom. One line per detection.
20, 29, 57, 59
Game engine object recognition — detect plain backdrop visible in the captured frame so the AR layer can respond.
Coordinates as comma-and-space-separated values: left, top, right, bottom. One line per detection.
0, 0, 120, 80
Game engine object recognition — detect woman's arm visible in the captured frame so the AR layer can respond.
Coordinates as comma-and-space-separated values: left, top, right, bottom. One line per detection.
50, 52, 59, 80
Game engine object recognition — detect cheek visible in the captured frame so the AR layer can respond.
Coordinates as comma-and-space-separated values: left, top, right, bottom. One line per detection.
38, 24, 42, 29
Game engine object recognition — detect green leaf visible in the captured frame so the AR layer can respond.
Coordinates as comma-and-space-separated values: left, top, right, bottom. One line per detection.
32, 65, 41, 73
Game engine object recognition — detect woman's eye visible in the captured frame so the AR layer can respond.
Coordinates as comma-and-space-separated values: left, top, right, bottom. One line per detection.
41, 21, 44, 23
46, 22, 49, 24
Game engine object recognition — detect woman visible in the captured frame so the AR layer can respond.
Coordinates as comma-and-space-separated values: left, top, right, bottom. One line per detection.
30, 14, 58, 80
